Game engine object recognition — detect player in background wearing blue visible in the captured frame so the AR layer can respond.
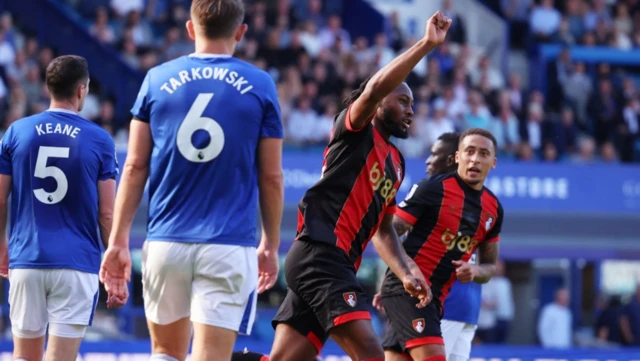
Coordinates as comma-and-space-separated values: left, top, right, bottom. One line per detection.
0, 55, 119, 361
99, 0, 285, 360
440, 261, 481, 361
373, 132, 480, 361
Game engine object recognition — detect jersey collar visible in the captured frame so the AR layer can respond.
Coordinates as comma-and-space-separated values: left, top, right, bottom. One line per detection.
47, 108, 77, 115
188, 53, 232, 59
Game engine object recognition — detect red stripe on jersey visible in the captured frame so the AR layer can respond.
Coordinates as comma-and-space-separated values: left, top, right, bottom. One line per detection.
388, 145, 403, 183
415, 178, 465, 285
334, 144, 388, 255
395, 208, 417, 225
296, 209, 304, 237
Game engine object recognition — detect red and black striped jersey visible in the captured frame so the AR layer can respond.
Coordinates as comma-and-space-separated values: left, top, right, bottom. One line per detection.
296, 105, 405, 270
381, 172, 503, 304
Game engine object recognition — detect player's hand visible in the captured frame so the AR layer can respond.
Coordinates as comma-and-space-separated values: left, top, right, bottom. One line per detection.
105, 275, 129, 309
257, 243, 278, 294
0, 242, 8, 279
423, 11, 452, 47
100, 245, 131, 301
452, 260, 478, 283
372, 292, 385, 314
402, 274, 432, 308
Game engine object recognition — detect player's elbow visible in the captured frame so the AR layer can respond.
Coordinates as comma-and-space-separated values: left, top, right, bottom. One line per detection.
98, 210, 113, 227
259, 169, 284, 190
123, 159, 149, 176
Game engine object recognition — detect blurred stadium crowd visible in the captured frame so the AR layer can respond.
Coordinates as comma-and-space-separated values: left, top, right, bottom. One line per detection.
0, 0, 635, 163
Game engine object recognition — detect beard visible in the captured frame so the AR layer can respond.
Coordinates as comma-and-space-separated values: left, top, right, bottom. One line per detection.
382, 108, 409, 139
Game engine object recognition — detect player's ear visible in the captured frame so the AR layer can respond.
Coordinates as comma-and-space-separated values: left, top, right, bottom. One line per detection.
186, 20, 196, 41
492, 155, 497, 169
454, 151, 460, 164
446, 154, 455, 167
235, 23, 248, 42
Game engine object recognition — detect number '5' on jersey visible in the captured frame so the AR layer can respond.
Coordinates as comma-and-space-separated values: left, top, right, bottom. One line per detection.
131, 54, 284, 246
0, 109, 119, 274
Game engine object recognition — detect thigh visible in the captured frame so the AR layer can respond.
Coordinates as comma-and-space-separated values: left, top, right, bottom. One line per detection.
44, 333, 83, 361
450, 324, 477, 358
142, 241, 193, 325
286, 241, 371, 334
47, 270, 99, 326
441, 320, 464, 358
382, 295, 444, 351
191, 322, 237, 361
272, 288, 327, 354
191, 244, 258, 334
9, 269, 47, 336
329, 319, 384, 360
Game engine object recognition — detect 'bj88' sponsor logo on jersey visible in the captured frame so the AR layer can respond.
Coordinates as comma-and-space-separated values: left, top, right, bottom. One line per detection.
369, 161, 397, 205
441, 229, 480, 254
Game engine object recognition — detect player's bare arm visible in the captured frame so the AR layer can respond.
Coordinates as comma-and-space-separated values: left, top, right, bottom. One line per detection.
97, 179, 116, 249
373, 213, 431, 306
454, 241, 499, 284
100, 119, 151, 305
348, 11, 451, 129
392, 215, 424, 277
0, 174, 10, 278
257, 137, 284, 293
392, 215, 412, 236
474, 240, 499, 283
109, 119, 152, 247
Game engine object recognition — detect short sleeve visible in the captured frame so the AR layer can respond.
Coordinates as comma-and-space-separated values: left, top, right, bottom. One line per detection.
260, 77, 284, 139
331, 104, 373, 142
395, 178, 440, 226
131, 71, 152, 122
0, 127, 13, 175
485, 202, 504, 243
99, 135, 119, 180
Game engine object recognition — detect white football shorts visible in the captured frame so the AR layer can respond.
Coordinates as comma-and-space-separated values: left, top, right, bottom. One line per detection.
142, 241, 258, 335
441, 319, 477, 360
9, 269, 99, 338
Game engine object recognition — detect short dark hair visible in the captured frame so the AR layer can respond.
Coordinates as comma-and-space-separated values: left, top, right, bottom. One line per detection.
343, 77, 371, 106
437, 132, 461, 149
191, 0, 245, 39
459, 128, 498, 152
45, 55, 89, 100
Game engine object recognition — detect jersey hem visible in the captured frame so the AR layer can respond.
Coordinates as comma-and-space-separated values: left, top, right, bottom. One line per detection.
145, 237, 257, 247
9, 264, 98, 274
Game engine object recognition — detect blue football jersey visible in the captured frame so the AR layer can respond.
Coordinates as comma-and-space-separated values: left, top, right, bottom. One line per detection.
131, 53, 283, 246
443, 254, 482, 324
0, 109, 119, 274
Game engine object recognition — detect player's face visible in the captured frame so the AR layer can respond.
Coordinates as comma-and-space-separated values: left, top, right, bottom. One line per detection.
425, 140, 455, 176
455, 134, 496, 188
380, 83, 414, 139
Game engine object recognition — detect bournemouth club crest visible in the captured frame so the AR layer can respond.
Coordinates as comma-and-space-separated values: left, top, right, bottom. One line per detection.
485, 213, 495, 231
343, 292, 357, 308
412, 318, 425, 333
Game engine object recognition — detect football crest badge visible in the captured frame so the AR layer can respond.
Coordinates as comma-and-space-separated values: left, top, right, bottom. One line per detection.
343, 292, 357, 307
485, 213, 494, 231
412, 318, 425, 333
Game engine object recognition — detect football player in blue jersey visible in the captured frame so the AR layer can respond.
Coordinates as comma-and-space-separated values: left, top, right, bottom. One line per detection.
99, 0, 284, 360
0, 55, 119, 361
374, 132, 481, 361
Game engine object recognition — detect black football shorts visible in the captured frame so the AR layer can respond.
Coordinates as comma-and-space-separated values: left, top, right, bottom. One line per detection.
272, 240, 371, 353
